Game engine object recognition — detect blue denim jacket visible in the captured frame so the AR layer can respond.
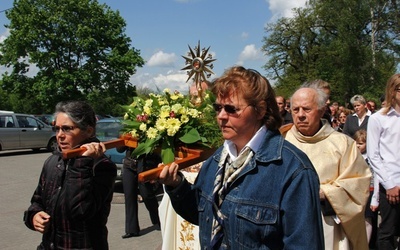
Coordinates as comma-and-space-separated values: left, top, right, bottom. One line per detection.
167, 130, 324, 249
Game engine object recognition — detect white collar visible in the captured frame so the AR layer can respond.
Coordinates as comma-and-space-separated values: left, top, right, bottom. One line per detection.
224, 126, 266, 161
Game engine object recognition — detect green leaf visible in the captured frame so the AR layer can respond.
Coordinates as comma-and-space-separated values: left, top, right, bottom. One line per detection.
161, 138, 175, 164
179, 128, 201, 144
132, 137, 158, 157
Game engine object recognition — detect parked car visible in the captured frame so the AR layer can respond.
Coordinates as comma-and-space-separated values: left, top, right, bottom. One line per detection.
0, 112, 57, 152
35, 114, 55, 126
96, 118, 126, 181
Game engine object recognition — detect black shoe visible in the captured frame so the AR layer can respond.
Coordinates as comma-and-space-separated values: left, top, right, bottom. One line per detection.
122, 232, 140, 239
154, 224, 161, 231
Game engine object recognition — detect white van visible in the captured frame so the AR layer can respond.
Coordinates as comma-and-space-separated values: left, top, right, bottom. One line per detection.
0, 112, 57, 152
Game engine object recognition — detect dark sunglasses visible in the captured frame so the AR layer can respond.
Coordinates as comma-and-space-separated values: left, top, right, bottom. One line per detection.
53, 125, 77, 133
212, 103, 248, 114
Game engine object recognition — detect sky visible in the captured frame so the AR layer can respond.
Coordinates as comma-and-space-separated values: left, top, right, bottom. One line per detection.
0, 0, 307, 93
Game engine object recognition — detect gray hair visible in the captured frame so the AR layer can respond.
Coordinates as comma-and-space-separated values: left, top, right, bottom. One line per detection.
301, 79, 331, 92
54, 100, 96, 135
294, 82, 329, 110
350, 95, 366, 105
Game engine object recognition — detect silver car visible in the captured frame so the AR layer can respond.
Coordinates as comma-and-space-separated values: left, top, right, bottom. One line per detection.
0, 112, 57, 152
96, 118, 125, 181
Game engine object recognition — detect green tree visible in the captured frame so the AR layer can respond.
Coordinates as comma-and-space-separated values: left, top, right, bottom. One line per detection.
262, 0, 399, 105
0, 0, 144, 114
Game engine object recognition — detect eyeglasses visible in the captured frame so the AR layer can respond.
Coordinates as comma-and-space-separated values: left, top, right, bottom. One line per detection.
53, 125, 78, 133
212, 103, 249, 114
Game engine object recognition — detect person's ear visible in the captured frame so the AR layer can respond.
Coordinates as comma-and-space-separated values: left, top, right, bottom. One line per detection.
255, 106, 266, 120
86, 126, 95, 137
319, 106, 326, 117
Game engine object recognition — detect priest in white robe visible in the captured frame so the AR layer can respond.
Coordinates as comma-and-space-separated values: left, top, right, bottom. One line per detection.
282, 86, 371, 250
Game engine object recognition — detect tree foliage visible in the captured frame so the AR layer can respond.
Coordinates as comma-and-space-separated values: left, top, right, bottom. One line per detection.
262, 0, 400, 105
0, 0, 144, 114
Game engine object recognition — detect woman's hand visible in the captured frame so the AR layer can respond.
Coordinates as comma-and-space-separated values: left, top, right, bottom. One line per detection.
81, 142, 106, 158
158, 162, 182, 188
32, 211, 51, 234
370, 205, 379, 212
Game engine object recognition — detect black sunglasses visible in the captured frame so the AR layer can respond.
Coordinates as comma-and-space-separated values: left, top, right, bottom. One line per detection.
212, 103, 248, 114
53, 125, 77, 133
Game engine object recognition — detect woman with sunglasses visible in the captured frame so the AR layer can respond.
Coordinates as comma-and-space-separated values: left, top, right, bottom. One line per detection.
158, 66, 324, 249
23, 100, 117, 250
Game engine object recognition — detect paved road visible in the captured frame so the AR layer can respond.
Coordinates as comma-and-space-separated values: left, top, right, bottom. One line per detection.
0, 150, 163, 250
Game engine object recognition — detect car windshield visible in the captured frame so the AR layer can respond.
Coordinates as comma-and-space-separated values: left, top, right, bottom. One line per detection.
96, 121, 123, 141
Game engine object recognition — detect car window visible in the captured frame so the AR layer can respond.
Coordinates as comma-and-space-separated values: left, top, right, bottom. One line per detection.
16, 115, 42, 128
0, 115, 15, 128
26, 116, 40, 127
16, 116, 30, 128
96, 121, 123, 140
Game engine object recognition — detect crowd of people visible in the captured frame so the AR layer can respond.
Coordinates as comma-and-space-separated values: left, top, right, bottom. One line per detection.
23, 71, 400, 250
274, 75, 400, 250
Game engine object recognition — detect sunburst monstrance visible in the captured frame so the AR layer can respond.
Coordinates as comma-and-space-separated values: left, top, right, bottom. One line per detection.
181, 41, 216, 101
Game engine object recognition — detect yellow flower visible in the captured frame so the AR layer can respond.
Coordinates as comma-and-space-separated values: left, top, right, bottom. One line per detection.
188, 108, 200, 118
180, 114, 189, 124
143, 106, 152, 115
155, 118, 167, 132
129, 129, 138, 137
145, 99, 153, 106
171, 103, 183, 113
166, 118, 181, 136
158, 99, 167, 106
146, 127, 158, 139
123, 112, 129, 120
159, 105, 171, 118
139, 123, 147, 131
170, 93, 180, 100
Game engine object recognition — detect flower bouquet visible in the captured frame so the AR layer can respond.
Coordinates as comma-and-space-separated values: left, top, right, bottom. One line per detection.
121, 88, 222, 164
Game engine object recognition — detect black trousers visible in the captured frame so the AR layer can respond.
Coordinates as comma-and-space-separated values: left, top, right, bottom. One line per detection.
378, 185, 400, 250
122, 161, 160, 234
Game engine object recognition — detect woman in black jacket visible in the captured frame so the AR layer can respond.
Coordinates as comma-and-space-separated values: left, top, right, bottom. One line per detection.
24, 100, 117, 250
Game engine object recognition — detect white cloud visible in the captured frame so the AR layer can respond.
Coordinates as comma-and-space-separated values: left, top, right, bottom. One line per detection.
130, 70, 190, 93
267, 0, 307, 19
153, 71, 189, 92
146, 51, 177, 67
237, 44, 263, 65
0, 28, 10, 43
